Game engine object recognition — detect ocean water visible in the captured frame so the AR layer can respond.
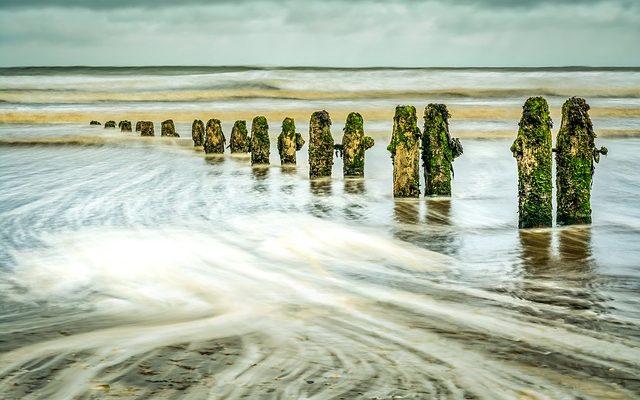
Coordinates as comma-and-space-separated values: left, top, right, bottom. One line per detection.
0, 67, 639, 399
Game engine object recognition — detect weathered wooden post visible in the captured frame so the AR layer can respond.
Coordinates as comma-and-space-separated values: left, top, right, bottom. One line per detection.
308, 110, 334, 178
556, 97, 608, 225
161, 119, 179, 137
510, 97, 553, 228
250, 116, 270, 164
387, 105, 421, 197
119, 120, 132, 132
277, 117, 305, 165
135, 121, 142, 132
422, 104, 463, 196
192, 119, 204, 147
229, 120, 250, 153
204, 118, 225, 154
140, 121, 154, 136
336, 112, 374, 177
104, 120, 116, 129
90, 120, 101, 126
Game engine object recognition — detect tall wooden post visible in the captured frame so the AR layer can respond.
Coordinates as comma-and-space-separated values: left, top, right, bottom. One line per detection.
510, 97, 553, 228
308, 110, 334, 178
556, 97, 608, 225
387, 105, 421, 197
422, 104, 463, 196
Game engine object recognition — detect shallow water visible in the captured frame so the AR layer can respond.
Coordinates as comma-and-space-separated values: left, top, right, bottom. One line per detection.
1, 66, 639, 399
0, 127, 639, 399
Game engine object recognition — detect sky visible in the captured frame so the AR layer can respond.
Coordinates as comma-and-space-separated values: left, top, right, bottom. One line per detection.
0, 0, 638, 67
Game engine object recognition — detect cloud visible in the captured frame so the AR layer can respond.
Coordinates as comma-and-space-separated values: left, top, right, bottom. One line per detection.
0, 0, 637, 66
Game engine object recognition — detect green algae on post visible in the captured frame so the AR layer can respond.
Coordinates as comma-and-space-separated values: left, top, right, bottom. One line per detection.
118, 120, 132, 132
387, 105, 421, 197
251, 116, 270, 164
338, 112, 374, 177
510, 97, 553, 229
308, 110, 334, 178
204, 118, 226, 154
277, 117, 305, 165
556, 97, 608, 225
135, 121, 142, 132
89, 120, 101, 126
230, 120, 250, 153
422, 104, 463, 196
161, 119, 179, 137
139, 121, 154, 136
104, 120, 116, 129
192, 119, 204, 147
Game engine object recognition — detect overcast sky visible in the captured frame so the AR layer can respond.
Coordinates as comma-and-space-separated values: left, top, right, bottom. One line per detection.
0, 0, 638, 67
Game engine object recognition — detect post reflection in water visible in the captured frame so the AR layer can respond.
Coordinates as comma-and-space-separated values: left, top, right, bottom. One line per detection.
251, 166, 270, 193
343, 178, 366, 221
518, 227, 598, 311
392, 199, 421, 243
309, 179, 333, 217
424, 199, 458, 256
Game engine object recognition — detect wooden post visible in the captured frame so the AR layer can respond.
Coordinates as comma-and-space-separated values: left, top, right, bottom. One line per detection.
556, 97, 608, 225
161, 119, 179, 137
230, 120, 250, 153
422, 104, 463, 196
387, 105, 421, 197
308, 110, 334, 178
250, 116, 270, 165
204, 118, 225, 154
277, 117, 305, 165
338, 112, 374, 177
135, 121, 142, 132
104, 120, 116, 128
140, 121, 154, 136
192, 119, 204, 147
510, 97, 553, 228
118, 120, 132, 132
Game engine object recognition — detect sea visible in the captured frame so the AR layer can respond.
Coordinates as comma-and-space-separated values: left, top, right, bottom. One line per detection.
0, 66, 639, 399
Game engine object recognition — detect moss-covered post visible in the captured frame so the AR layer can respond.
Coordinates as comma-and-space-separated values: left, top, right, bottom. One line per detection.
161, 119, 179, 137
308, 110, 334, 178
250, 116, 270, 164
422, 104, 463, 196
229, 120, 249, 153
204, 118, 225, 154
140, 121, 154, 136
510, 97, 553, 228
192, 119, 204, 147
556, 97, 608, 225
119, 120, 132, 132
337, 112, 374, 177
277, 117, 305, 165
135, 121, 141, 132
387, 105, 421, 197
104, 120, 116, 129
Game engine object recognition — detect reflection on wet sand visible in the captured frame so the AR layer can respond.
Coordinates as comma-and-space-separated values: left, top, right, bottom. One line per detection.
425, 199, 458, 255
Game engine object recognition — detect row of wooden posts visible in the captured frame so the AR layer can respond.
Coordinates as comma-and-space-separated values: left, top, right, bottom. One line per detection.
91, 95, 606, 229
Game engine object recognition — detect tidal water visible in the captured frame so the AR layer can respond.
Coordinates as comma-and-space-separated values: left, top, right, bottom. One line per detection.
0, 67, 639, 399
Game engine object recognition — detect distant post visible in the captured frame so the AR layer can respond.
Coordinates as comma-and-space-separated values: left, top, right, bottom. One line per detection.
104, 120, 116, 129
422, 104, 463, 196
556, 97, 608, 225
338, 112, 374, 177
251, 116, 270, 164
119, 120, 132, 132
387, 105, 421, 197
308, 110, 334, 178
277, 117, 305, 165
161, 119, 179, 137
192, 119, 204, 147
204, 118, 226, 154
135, 121, 142, 132
140, 121, 154, 136
510, 97, 553, 228
229, 120, 250, 153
